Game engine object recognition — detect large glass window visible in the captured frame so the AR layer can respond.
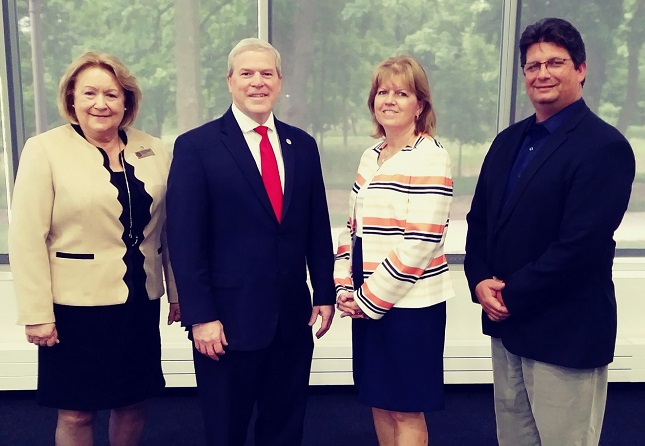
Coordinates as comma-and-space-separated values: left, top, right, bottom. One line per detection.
516, 1, 645, 250
16, 0, 257, 144
0, 0, 256, 262
3, 1, 643, 257
272, 0, 504, 254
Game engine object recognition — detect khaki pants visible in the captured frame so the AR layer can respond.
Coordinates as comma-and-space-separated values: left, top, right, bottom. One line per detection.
491, 338, 608, 446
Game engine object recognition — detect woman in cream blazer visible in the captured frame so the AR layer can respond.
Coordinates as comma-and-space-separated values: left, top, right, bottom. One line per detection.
9, 51, 179, 445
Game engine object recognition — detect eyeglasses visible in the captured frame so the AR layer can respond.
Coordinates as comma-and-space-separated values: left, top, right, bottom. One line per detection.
522, 58, 571, 76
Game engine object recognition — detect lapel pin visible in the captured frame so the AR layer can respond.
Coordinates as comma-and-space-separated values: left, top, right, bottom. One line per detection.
286, 138, 292, 145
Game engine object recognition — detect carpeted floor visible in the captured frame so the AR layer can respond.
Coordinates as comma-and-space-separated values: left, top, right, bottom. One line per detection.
1, 383, 644, 445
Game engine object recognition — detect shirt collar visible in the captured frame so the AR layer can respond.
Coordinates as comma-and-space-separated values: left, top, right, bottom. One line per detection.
231, 103, 277, 135
538, 98, 586, 134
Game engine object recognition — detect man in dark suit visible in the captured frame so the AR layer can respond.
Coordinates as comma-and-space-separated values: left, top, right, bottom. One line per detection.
464, 18, 635, 446
166, 38, 335, 445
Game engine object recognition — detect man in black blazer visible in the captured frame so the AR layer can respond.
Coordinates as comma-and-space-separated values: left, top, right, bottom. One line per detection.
166, 38, 335, 445
465, 18, 635, 446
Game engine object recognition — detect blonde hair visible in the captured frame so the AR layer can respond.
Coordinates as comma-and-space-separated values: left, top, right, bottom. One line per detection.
58, 51, 141, 129
227, 38, 282, 78
367, 55, 436, 137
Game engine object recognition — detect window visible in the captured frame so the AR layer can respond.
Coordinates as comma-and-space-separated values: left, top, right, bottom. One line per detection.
0, 0, 256, 262
272, 0, 503, 254
15, 0, 257, 143
3, 0, 643, 258
1, 1, 16, 261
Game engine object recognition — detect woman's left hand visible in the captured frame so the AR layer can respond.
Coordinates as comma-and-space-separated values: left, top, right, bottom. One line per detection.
167, 302, 181, 325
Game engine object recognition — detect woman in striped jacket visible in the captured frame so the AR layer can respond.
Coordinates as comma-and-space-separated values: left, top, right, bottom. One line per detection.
335, 55, 454, 445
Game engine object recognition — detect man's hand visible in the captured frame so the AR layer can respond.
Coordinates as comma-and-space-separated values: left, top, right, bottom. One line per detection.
309, 305, 335, 339
192, 320, 228, 360
25, 323, 59, 347
167, 303, 181, 325
475, 278, 510, 322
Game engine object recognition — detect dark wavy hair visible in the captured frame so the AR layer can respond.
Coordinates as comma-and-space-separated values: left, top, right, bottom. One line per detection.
519, 17, 586, 86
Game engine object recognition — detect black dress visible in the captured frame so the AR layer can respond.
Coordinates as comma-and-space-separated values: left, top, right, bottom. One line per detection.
36, 139, 165, 411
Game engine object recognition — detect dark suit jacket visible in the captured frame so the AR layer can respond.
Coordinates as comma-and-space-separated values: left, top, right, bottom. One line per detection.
166, 107, 335, 351
464, 101, 635, 369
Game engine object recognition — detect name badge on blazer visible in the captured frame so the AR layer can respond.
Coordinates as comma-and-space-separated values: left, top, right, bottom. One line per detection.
135, 147, 155, 158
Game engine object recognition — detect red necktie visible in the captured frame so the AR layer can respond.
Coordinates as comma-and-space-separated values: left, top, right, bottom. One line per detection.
254, 126, 283, 221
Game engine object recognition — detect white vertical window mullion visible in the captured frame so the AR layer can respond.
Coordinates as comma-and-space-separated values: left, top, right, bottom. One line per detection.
258, 0, 270, 42
497, 0, 520, 132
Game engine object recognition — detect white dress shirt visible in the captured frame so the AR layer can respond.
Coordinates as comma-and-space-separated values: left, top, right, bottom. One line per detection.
231, 103, 285, 190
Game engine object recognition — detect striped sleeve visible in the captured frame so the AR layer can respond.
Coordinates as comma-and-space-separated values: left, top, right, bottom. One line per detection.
354, 146, 453, 319
333, 220, 353, 299
333, 157, 371, 300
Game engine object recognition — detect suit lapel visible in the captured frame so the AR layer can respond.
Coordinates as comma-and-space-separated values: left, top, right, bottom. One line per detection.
488, 120, 530, 224
275, 120, 295, 221
499, 131, 566, 221
496, 105, 590, 229
219, 108, 278, 220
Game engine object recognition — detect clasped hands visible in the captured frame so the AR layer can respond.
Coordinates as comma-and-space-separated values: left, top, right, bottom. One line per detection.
337, 292, 368, 319
475, 277, 510, 322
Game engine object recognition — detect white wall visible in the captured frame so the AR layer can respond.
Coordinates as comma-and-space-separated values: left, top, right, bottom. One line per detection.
2, 260, 645, 390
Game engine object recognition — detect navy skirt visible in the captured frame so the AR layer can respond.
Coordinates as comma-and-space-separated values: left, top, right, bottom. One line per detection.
36, 293, 164, 411
351, 236, 446, 412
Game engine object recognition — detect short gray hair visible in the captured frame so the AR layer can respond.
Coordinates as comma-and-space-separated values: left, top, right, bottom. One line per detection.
227, 38, 282, 78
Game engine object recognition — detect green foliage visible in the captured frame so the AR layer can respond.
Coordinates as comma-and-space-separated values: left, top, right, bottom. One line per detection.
516, 0, 644, 125
8, 0, 645, 252
18, 0, 256, 137
18, 0, 177, 136
199, 0, 257, 122
15, 0, 645, 168
264, 0, 506, 171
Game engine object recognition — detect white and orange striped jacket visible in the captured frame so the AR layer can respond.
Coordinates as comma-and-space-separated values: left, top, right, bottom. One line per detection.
334, 135, 455, 320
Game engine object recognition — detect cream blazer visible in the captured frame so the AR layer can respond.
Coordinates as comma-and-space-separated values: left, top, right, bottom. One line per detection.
9, 124, 178, 325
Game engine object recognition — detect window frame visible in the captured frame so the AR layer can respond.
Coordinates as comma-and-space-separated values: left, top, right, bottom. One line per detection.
1, 0, 26, 264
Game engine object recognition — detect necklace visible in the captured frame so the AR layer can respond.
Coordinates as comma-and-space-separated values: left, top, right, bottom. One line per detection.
119, 149, 139, 247
378, 143, 405, 166
378, 145, 400, 164
378, 132, 418, 166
